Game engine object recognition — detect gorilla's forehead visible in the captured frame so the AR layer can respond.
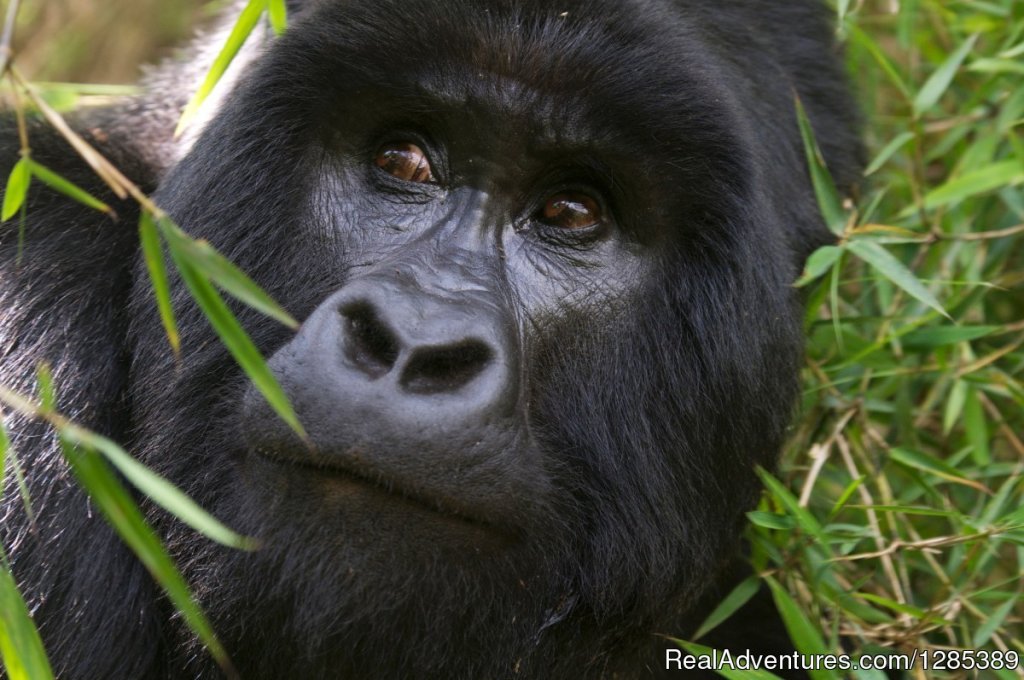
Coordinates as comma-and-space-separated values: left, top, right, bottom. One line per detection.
277, 0, 742, 157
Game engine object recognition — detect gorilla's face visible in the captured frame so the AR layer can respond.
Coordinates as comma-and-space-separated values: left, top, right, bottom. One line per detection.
128, 0, 815, 676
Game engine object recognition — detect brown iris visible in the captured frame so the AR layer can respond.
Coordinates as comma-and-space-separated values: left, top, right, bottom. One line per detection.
539, 192, 602, 230
374, 142, 434, 183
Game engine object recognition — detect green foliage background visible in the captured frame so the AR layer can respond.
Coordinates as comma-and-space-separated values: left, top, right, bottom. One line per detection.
753, 1, 1024, 676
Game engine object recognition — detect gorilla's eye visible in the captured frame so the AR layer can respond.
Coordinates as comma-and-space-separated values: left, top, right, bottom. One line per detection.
375, 142, 435, 183
538, 192, 603, 231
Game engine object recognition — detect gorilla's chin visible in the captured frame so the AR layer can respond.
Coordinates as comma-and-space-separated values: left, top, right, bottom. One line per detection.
243, 447, 524, 544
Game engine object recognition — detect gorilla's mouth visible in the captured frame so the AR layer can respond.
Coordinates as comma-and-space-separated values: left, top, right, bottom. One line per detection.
249, 446, 509, 533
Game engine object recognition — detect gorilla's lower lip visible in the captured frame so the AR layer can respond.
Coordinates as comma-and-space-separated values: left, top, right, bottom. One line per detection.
250, 446, 507, 531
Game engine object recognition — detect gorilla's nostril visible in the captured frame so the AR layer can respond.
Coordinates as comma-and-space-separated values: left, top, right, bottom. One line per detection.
341, 302, 400, 378
401, 341, 493, 394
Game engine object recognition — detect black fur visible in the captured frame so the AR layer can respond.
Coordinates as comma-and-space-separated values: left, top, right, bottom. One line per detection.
0, 1, 861, 678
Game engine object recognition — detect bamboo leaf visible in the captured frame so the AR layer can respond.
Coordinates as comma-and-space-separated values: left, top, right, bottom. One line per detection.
58, 441, 233, 673
58, 422, 255, 550
31, 368, 236, 676
158, 219, 297, 329
0, 549, 53, 680
864, 131, 914, 176
847, 240, 950, 319
888, 447, 989, 492
847, 25, 911, 98
267, 0, 287, 34
177, 0, 267, 136
166, 246, 306, 440
756, 468, 824, 539
943, 380, 968, 435
747, 511, 796, 530
794, 96, 846, 235
26, 160, 111, 215
922, 159, 1024, 209
903, 326, 998, 349
765, 577, 840, 680
913, 34, 978, 115
2, 158, 31, 221
972, 594, 1019, 647
692, 576, 761, 640
795, 245, 843, 287
963, 388, 990, 465
139, 213, 181, 355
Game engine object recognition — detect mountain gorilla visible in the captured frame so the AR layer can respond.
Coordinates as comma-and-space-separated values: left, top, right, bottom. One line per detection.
0, 0, 861, 677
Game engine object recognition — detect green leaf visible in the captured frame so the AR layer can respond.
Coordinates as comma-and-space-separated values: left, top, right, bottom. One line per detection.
158, 219, 297, 329
1, 375, 250, 550
923, 159, 1024, 209
177, 0, 267, 135
856, 593, 949, 624
888, 447, 989, 491
57, 440, 233, 673
864, 131, 914, 176
913, 34, 979, 115
692, 576, 761, 640
848, 504, 961, 518
267, 0, 287, 34
847, 25, 910, 98
58, 422, 255, 550
972, 593, 1019, 647
963, 387, 990, 465
26, 160, 111, 215
765, 578, 839, 680
756, 468, 824, 540
139, 213, 181, 355
747, 511, 796, 530
968, 57, 1024, 75
795, 245, 843, 287
2, 158, 31, 222
902, 325, 998, 349
827, 476, 864, 518
943, 380, 968, 435
166, 246, 306, 440
794, 96, 846, 235
0, 550, 54, 680
847, 239, 950, 319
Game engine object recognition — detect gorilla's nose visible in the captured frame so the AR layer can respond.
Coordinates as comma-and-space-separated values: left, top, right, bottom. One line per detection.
338, 290, 496, 396
242, 271, 523, 475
